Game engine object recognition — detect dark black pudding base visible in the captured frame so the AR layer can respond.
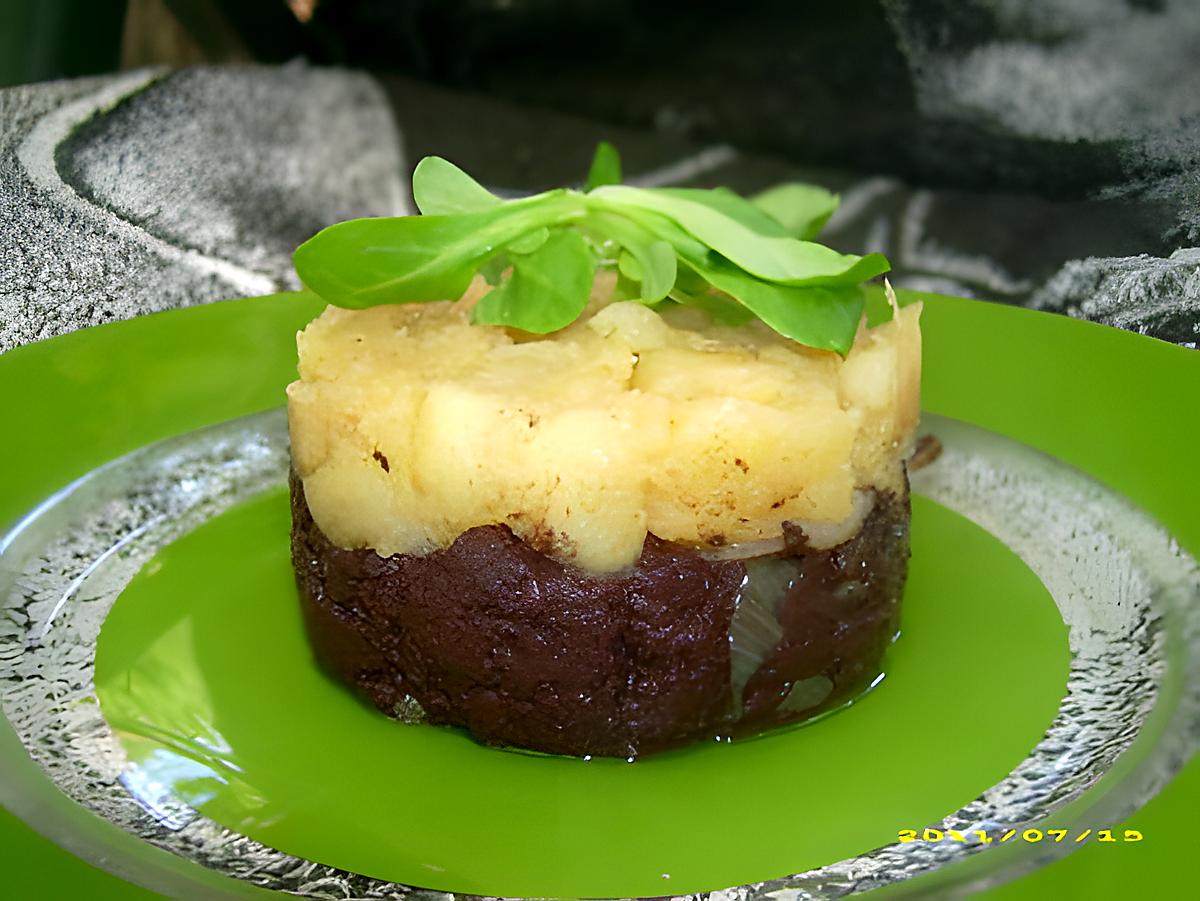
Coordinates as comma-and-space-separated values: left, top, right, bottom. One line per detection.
290, 471, 910, 758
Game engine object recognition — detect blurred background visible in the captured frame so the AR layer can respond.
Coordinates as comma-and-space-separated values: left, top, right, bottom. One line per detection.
2, 0, 1199, 348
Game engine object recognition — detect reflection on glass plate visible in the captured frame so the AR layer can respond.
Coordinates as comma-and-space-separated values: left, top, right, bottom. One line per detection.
86, 480, 1066, 896
0, 410, 1197, 899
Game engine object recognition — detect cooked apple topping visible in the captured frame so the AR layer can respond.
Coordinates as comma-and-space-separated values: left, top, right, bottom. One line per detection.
287, 279, 920, 573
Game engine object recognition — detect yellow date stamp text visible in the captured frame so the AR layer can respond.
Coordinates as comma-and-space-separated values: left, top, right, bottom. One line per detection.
898, 828, 1143, 845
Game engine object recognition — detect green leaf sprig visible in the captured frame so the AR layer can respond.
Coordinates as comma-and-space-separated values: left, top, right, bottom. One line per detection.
293, 144, 888, 355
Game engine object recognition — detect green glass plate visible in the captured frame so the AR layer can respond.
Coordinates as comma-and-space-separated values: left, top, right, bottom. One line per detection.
91, 488, 1066, 898
1, 289, 1197, 900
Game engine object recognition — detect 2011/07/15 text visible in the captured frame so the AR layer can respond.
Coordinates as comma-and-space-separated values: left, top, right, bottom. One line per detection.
898, 828, 1143, 845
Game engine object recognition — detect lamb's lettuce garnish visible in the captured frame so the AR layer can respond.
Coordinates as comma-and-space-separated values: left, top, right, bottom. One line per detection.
293, 144, 888, 355
472, 230, 594, 334
749, 183, 839, 240
584, 140, 622, 191
411, 156, 501, 215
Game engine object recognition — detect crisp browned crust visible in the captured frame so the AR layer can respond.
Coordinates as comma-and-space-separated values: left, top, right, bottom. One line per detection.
291, 471, 909, 757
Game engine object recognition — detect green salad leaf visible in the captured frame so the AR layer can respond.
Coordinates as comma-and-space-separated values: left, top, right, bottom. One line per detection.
507, 226, 550, 255
648, 186, 791, 238
750, 183, 839, 240
293, 143, 890, 354
472, 230, 594, 333
585, 140, 622, 191
589, 210, 676, 303
589, 184, 887, 286
687, 256, 866, 354
294, 192, 579, 307
412, 156, 501, 215
673, 288, 755, 327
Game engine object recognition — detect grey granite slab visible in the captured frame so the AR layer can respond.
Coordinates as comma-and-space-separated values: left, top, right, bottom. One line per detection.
59, 63, 407, 285
0, 63, 404, 353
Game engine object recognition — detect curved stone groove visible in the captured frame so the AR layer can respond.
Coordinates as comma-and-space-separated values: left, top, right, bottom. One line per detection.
16, 68, 276, 297
0, 65, 407, 353
56, 64, 410, 286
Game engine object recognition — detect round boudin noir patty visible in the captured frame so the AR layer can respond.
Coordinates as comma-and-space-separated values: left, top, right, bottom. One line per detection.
290, 471, 910, 758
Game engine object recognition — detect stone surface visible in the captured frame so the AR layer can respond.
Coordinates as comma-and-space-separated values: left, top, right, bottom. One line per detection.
60, 63, 406, 285
881, 0, 1200, 346
0, 63, 404, 353
1031, 249, 1200, 345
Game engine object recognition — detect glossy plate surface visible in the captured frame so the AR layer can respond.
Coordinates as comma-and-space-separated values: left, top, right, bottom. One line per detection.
92, 473, 1065, 897
0, 290, 1197, 899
